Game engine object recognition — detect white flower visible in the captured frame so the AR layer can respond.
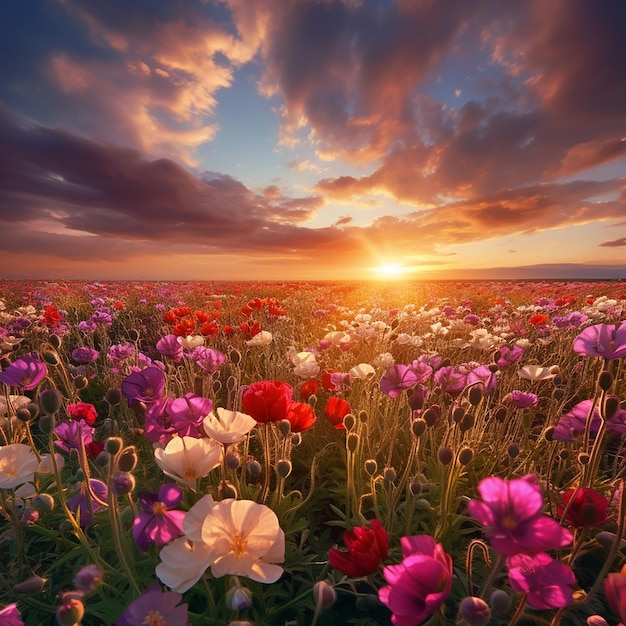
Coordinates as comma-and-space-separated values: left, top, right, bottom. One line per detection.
0, 443, 39, 489
349, 363, 376, 381
203, 408, 257, 446
36, 453, 65, 475
154, 436, 221, 490
0, 395, 30, 417
373, 352, 395, 369
289, 349, 320, 379
518, 364, 560, 381
177, 335, 204, 350
246, 331, 273, 347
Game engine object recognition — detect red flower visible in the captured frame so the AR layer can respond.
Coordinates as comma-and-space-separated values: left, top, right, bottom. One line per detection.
328, 519, 388, 577
299, 378, 319, 400
223, 325, 235, 337
321, 370, 337, 392
285, 401, 316, 433
201, 321, 219, 337
66, 402, 98, 426
113, 301, 124, 311
42, 305, 62, 327
172, 319, 195, 337
195, 310, 211, 323
242, 380, 293, 424
324, 397, 351, 429
557, 486, 609, 528
529, 314, 549, 326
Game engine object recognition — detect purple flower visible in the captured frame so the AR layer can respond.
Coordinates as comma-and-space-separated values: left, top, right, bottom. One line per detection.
380, 365, 419, 398
463, 313, 481, 325
54, 420, 95, 453
553, 398, 626, 442
156, 334, 184, 363
108, 343, 135, 363
122, 366, 165, 406
0, 352, 48, 390
187, 346, 226, 373
468, 474, 572, 556
496, 345, 524, 368
71, 347, 100, 364
573, 321, 626, 360
505, 390, 538, 409
68, 478, 108, 527
553, 312, 588, 329
434, 365, 469, 398
467, 363, 497, 395
144, 398, 176, 446
408, 361, 433, 384
91, 310, 112, 327
378, 535, 453, 626
507, 552, 575, 609
117, 582, 188, 626
0, 603, 24, 626
168, 393, 213, 438
133, 484, 186, 551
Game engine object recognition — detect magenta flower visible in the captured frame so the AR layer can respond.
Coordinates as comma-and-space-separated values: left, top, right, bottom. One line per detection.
573, 321, 626, 360
380, 365, 419, 398
507, 552, 575, 609
466, 363, 497, 395
496, 345, 524, 368
68, 478, 108, 527
156, 334, 184, 363
378, 535, 453, 626
408, 361, 433, 384
187, 346, 226, 373
117, 582, 188, 626
144, 398, 176, 446
133, 484, 186, 551
604, 566, 626, 625
168, 393, 213, 438
54, 420, 95, 453
0, 352, 47, 390
0, 603, 24, 626
434, 365, 469, 398
71, 347, 100, 364
552, 398, 626, 442
505, 390, 538, 409
122, 366, 165, 406
467, 474, 572, 556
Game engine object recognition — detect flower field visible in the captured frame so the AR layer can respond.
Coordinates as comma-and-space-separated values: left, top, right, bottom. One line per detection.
1, 278, 626, 626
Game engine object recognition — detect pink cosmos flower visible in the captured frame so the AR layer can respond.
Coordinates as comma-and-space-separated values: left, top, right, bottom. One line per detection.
380, 365, 419, 398
468, 474, 572, 556
552, 398, 626, 442
378, 535, 453, 626
167, 393, 213, 438
0, 352, 47, 390
504, 390, 538, 409
507, 552, 575, 609
573, 321, 626, 360
133, 484, 186, 551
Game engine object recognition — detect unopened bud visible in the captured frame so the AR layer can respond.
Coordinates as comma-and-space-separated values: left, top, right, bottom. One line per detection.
16, 407, 33, 422
291, 432, 302, 446
73, 375, 89, 390
407, 388, 425, 411
225, 452, 241, 470
343, 413, 356, 430
39, 389, 62, 416
128, 329, 140, 342
605, 396, 620, 420
32, 493, 55, 513
460, 413, 475, 433
459, 596, 491, 626
458, 447, 474, 465
365, 459, 378, 476
229, 349, 242, 365
409, 480, 422, 496
226, 585, 252, 611
13, 575, 47, 595
247, 459, 262, 477
347, 433, 359, 453
56, 593, 84, 626
355, 594, 381, 611
494, 406, 507, 422
587, 616, 610, 626
488, 363, 499, 373
544, 426, 555, 441
423, 405, 440, 427
278, 419, 291, 438
507, 443, 519, 459
105, 436, 123, 456
42, 350, 59, 365
49, 334, 62, 349
104, 387, 122, 406
117, 446, 138, 472
276, 459, 292, 478
26, 402, 39, 420
212, 379, 222, 394
312, 581, 336, 609
596, 531, 626, 550
489, 589, 511, 614
383, 466, 397, 482
559, 449, 570, 461
468, 385, 483, 406
411, 418, 427, 437
438, 446, 454, 465
598, 370, 614, 392
552, 388, 564, 400
38, 414, 55, 434
578, 452, 591, 465
111, 472, 135, 496
452, 406, 466, 423
358, 409, 368, 423
73, 564, 103, 595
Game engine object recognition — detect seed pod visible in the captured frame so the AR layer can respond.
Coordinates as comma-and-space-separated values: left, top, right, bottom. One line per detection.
49, 334, 62, 349
105, 437, 123, 456
412, 418, 427, 437
104, 387, 122, 406
364, 459, 378, 476
468, 385, 483, 406
39, 389, 62, 416
117, 446, 138, 472
489, 589, 511, 614
42, 350, 59, 365
452, 406, 466, 423
598, 370, 614, 391
409, 480, 422, 496
605, 396, 620, 420
458, 447, 474, 466
460, 413, 475, 433
229, 349, 242, 365
438, 447, 454, 465
358, 409, 368, 423
343, 413, 356, 430
383, 466, 397, 482
347, 433, 359, 453
507, 443, 520, 459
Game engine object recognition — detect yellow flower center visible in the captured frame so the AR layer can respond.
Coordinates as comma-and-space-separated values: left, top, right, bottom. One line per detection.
501, 515, 517, 530
152, 501, 167, 516
231, 531, 248, 557
142, 610, 166, 626
183, 467, 198, 481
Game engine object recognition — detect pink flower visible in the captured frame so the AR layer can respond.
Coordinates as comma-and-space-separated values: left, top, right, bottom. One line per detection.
0, 603, 24, 626
0, 352, 47, 390
605, 565, 626, 625
380, 365, 418, 398
504, 390, 538, 409
507, 552, 575, 609
133, 484, 186, 551
378, 535, 453, 626
468, 474, 572, 556
573, 321, 626, 360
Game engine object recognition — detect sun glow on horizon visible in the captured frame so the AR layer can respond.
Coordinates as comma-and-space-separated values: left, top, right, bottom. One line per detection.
370, 262, 412, 280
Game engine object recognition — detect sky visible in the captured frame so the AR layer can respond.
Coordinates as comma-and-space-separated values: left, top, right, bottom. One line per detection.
0, 0, 625, 281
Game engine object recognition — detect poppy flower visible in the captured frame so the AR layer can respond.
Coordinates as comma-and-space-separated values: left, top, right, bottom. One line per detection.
324, 397, 351, 429
117, 582, 188, 626
529, 314, 549, 326
299, 378, 318, 400
0, 603, 24, 626
0, 352, 48, 391
380, 365, 418, 398
573, 321, 626, 360
133, 484, 186, 551
242, 380, 292, 424
605, 565, 626, 625
285, 401, 316, 433
557, 486, 609, 528
329, 519, 388, 577
66, 402, 98, 425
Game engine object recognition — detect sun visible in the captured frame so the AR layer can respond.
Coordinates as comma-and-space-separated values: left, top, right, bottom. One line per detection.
372, 263, 408, 279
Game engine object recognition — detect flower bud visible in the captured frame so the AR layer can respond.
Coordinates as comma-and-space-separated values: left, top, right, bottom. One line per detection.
347, 433, 359, 453
596, 531, 626, 550
225, 452, 241, 470
128, 329, 140, 342
409, 480, 422, 496
459, 596, 491, 626
313, 581, 336, 609
16, 407, 33, 422
278, 419, 291, 438
422, 405, 440, 427
383, 466, 396, 482
452, 406, 466, 423
559, 449, 570, 461
117, 446, 138, 472
488, 363, 499, 373
219, 481, 238, 499
507, 443, 519, 459
276, 459, 292, 478
343, 413, 356, 431
26, 402, 40, 420
460, 413, 475, 433
73, 564, 103, 595
39, 389, 62, 416
95, 451, 110, 467
104, 387, 122, 406
291, 432, 302, 446
212, 379, 222, 394
578, 452, 590, 465
49, 334, 62, 349
489, 589, 511, 614
458, 447, 474, 466
246, 459, 262, 477
598, 370, 614, 391
544, 425, 555, 441
364, 459, 378, 476
587, 616, 610, 626
411, 418, 427, 437
104, 436, 123, 456
494, 406, 507, 422
111, 472, 135, 496
605, 396, 620, 420
438, 446, 454, 465
468, 385, 483, 406
42, 350, 59, 365
56, 593, 84, 626
73, 375, 89, 390
355, 594, 381, 611
32, 493, 55, 513
552, 388, 564, 400
229, 349, 242, 365
226, 585, 252, 612
358, 409, 368, 423
407, 388, 425, 411
13, 575, 47, 595
38, 414, 55, 434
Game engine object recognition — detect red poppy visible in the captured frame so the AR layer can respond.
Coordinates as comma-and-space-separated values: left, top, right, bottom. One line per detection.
66, 402, 98, 426
242, 380, 293, 424
299, 378, 319, 400
240, 320, 261, 338
324, 397, 351, 429
529, 314, 549, 326
113, 301, 124, 311
201, 321, 219, 337
172, 306, 191, 318
328, 519, 388, 577
223, 325, 235, 337
285, 401, 316, 433
195, 310, 211, 323
557, 486, 609, 528
172, 319, 195, 337
163, 311, 177, 324
321, 369, 337, 392
42, 305, 62, 327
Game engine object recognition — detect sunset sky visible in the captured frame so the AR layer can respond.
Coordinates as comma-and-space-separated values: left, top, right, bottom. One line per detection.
1, 0, 625, 281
